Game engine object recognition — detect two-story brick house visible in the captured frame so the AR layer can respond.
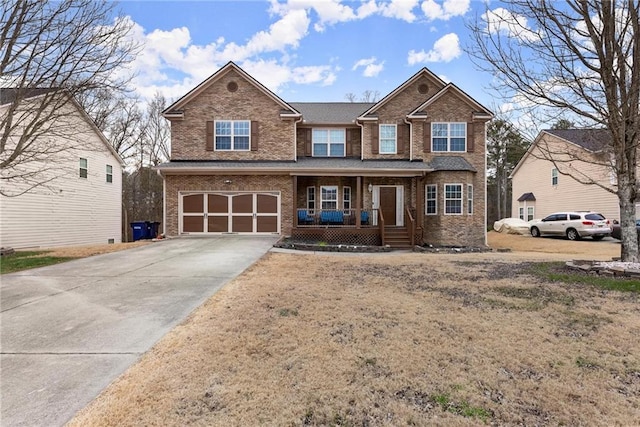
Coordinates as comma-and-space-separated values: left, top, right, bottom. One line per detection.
158, 62, 492, 247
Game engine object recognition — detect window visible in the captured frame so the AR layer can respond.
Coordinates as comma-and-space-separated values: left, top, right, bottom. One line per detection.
343, 186, 351, 213
432, 123, 466, 152
552, 168, 558, 186
379, 124, 397, 154
307, 187, 315, 213
527, 207, 534, 221
519, 207, 524, 220
215, 120, 250, 151
321, 186, 338, 210
106, 165, 113, 183
313, 129, 345, 157
79, 158, 88, 178
426, 184, 437, 215
467, 184, 473, 215
444, 184, 463, 215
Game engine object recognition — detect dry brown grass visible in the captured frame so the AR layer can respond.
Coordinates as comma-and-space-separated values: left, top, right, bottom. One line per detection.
43, 241, 151, 258
68, 236, 639, 426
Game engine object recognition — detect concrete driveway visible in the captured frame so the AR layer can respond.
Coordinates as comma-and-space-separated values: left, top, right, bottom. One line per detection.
1, 235, 278, 427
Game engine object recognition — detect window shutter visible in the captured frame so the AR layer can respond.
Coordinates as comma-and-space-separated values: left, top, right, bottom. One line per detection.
371, 124, 379, 154
423, 122, 431, 153
467, 122, 474, 152
206, 121, 214, 151
251, 121, 259, 151
305, 129, 312, 156
346, 129, 354, 156
398, 124, 409, 153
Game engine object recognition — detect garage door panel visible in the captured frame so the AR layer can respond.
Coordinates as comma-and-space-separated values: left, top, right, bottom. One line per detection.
256, 216, 277, 233
232, 194, 253, 213
183, 216, 204, 232
257, 194, 277, 213
183, 194, 204, 213
208, 194, 228, 213
208, 216, 228, 232
232, 216, 253, 232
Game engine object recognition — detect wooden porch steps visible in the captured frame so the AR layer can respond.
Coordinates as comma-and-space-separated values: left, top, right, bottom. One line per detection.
383, 226, 413, 249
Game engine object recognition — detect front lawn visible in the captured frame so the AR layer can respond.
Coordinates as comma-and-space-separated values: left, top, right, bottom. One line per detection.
69, 251, 640, 426
0, 251, 77, 274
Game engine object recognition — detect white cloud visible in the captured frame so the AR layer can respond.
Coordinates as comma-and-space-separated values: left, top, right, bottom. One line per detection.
483, 7, 539, 41
241, 59, 338, 90
421, 0, 470, 21
379, 0, 420, 22
407, 33, 461, 64
352, 57, 385, 77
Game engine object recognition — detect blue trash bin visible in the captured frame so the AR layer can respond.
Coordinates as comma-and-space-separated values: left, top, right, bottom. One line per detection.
146, 221, 160, 239
131, 222, 147, 241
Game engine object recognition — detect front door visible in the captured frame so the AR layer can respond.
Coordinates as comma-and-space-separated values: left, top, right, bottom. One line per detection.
380, 187, 397, 225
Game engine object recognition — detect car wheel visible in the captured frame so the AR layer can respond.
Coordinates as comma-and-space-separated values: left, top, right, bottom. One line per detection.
592, 235, 605, 241
530, 227, 540, 237
566, 228, 581, 241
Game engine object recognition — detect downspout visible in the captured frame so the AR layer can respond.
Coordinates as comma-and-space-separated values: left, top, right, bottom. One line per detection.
157, 169, 166, 237
483, 120, 488, 247
356, 119, 365, 161
293, 115, 303, 161
404, 117, 413, 161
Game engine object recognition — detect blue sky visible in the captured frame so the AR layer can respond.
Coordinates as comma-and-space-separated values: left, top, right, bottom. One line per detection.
117, 0, 500, 108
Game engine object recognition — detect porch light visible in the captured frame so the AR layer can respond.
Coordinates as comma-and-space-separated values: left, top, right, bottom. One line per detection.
368, 183, 373, 193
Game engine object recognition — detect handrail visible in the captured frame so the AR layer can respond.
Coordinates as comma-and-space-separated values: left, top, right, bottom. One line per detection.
378, 209, 385, 246
405, 206, 415, 247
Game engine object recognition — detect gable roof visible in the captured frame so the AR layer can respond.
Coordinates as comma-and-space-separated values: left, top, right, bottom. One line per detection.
517, 192, 536, 202
290, 102, 374, 124
357, 68, 446, 119
408, 83, 493, 119
510, 128, 610, 179
162, 62, 301, 118
544, 128, 610, 152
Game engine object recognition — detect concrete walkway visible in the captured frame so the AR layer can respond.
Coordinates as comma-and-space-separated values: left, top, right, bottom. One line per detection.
0, 236, 278, 427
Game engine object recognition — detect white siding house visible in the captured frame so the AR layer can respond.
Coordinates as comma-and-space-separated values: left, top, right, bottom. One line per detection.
0, 93, 123, 249
510, 129, 632, 223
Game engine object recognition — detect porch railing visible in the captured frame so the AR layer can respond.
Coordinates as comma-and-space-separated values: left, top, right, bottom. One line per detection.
379, 209, 385, 246
296, 209, 378, 228
405, 206, 415, 247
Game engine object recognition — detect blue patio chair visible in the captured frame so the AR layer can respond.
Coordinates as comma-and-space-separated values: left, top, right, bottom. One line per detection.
298, 210, 314, 225
360, 211, 369, 225
320, 211, 344, 224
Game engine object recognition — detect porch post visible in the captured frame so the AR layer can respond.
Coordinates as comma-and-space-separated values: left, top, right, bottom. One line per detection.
292, 175, 298, 227
356, 176, 362, 228
417, 175, 424, 230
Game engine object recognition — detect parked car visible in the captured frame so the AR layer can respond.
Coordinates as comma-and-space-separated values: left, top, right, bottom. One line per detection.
610, 219, 640, 240
529, 211, 612, 240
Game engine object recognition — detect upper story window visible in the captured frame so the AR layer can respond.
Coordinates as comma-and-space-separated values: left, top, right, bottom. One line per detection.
551, 168, 558, 186
106, 165, 113, 183
79, 158, 88, 178
215, 120, 250, 151
313, 129, 345, 157
379, 124, 397, 154
432, 122, 466, 152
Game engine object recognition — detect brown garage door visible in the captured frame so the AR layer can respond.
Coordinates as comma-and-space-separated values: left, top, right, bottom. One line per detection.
181, 192, 279, 234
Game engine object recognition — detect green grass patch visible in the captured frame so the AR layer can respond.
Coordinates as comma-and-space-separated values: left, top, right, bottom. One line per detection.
430, 393, 492, 422
1, 251, 77, 274
529, 262, 640, 293
278, 308, 298, 317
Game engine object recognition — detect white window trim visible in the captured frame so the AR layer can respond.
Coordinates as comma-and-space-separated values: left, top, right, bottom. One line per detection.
214, 120, 251, 151
551, 168, 558, 186
106, 164, 113, 183
312, 128, 346, 157
320, 185, 338, 210
306, 186, 315, 214
343, 186, 351, 213
444, 183, 463, 215
519, 207, 524, 220
467, 184, 473, 215
425, 184, 437, 215
432, 122, 467, 152
527, 206, 534, 221
80, 158, 88, 179
379, 124, 397, 154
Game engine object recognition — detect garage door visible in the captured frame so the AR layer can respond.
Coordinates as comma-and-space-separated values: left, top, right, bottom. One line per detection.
181, 192, 280, 234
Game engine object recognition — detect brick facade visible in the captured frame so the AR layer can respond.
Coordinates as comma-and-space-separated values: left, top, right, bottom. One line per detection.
160, 62, 491, 247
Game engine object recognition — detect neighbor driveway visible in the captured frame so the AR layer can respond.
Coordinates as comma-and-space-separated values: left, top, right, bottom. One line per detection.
0, 235, 278, 427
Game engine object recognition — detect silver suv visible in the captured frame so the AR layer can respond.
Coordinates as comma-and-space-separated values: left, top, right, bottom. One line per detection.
529, 211, 612, 241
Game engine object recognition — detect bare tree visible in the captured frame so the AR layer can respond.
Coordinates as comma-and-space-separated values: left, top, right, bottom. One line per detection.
0, 0, 138, 196
467, 0, 640, 261
361, 90, 380, 103
143, 92, 171, 166
344, 92, 357, 102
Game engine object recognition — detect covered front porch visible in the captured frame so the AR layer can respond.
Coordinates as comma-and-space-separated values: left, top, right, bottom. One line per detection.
290, 175, 424, 248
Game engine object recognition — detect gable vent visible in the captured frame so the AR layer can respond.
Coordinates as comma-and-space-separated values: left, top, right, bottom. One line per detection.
227, 81, 238, 92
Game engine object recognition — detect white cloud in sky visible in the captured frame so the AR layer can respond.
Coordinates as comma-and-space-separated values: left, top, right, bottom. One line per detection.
483, 7, 539, 41
421, 0, 470, 21
352, 57, 385, 77
379, 0, 419, 22
407, 33, 461, 64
